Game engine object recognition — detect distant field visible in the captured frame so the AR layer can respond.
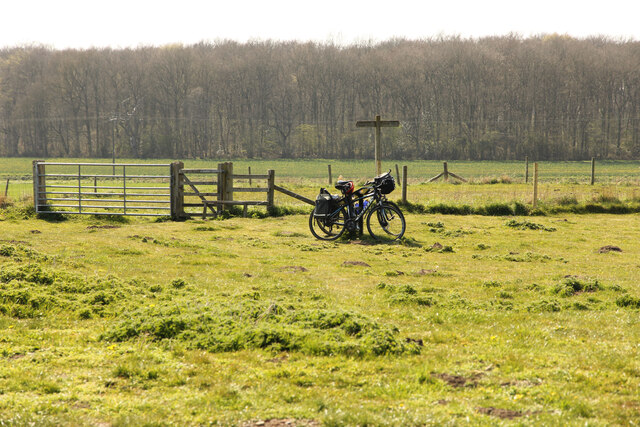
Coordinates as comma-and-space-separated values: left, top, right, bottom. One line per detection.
2, 158, 640, 210
2, 157, 640, 183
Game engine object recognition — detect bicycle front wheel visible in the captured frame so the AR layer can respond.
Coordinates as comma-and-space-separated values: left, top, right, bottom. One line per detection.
366, 203, 406, 241
309, 207, 347, 241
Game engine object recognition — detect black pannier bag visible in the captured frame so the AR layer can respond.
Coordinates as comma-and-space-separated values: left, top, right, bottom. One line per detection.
375, 173, 396, 194
314, 188, 340, 217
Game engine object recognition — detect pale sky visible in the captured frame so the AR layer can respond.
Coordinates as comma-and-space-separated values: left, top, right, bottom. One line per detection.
1, 0, 638, 49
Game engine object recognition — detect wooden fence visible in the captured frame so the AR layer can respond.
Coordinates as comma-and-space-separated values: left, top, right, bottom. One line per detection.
32, 161, 313, 219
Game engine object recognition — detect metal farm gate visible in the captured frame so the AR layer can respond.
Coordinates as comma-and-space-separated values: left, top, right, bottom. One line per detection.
33, 161, 172, 217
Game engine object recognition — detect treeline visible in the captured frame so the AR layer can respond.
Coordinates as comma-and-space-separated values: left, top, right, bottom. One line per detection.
1, 35, 640, 160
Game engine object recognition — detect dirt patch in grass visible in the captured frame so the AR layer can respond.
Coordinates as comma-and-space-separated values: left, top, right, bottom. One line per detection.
432, 372, 482, 388
599, 245, 622, 253
241, 419, 320, 427
280, 266, 308, 273
476, 407, 526, 419
426, 243, 454, 253
342, 261, 371, 267
86, 225, 121, 230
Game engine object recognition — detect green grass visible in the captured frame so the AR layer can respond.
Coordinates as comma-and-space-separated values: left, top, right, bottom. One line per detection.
3, 158, 640, 217
1, 203, 639, 425
2, 157, 640, 183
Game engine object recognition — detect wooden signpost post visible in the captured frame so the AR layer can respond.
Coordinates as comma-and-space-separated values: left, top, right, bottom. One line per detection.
356, 115, 400, 176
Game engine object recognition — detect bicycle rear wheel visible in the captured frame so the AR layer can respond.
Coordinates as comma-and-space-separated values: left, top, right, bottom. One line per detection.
366, 203, 406, 241
309, 207, 347, 240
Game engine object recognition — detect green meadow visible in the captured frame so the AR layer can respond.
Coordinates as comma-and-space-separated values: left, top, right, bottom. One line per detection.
3, 157, 640, 210
1, 158, 640, 425
1, 206, 639, 425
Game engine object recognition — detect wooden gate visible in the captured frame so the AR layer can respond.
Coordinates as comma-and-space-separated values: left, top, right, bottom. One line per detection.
175, 162, 276, 219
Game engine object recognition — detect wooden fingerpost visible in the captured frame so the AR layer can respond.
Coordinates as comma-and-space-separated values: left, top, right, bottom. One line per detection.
328, 164, 332, 184
170, 161, 184, 220
395, 164, 401, 187
533, 162, 539, 208
525, 156, 529, 183
356, 115, 400, 176
591, 157, 595, 185
402, 165, 408, 203
267, 170, 275, 212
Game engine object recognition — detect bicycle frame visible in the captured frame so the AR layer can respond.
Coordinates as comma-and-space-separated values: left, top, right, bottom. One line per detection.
323, 185, 385, 226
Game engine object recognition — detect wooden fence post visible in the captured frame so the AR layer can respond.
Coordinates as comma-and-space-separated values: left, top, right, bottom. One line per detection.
267, 170, 275, 211
395, 164, 401, 187
328, 164, 332, 184
217, 162, 225, 215
224, 162, 234, 210
443, 162, 449, 182
591, 157, 595, 185
525, 156, 529, 183
248, 166, 252, 186
4, 178, 9, 197
32, 160, 46, 211
402, 165, 408, 203
170, 161, 184, 220
533, 162, 539, 208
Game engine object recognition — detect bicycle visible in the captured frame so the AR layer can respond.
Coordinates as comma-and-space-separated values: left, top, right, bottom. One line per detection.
309, 171, 406, 242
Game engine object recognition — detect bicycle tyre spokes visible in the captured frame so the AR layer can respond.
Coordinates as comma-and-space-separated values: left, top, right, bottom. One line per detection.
366, 203, 405, 241
309, 207, 347, 240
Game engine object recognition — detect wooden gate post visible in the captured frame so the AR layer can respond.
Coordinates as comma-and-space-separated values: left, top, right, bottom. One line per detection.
32, 160, 46, 211
217, 162, 225, 214
267, 170, 275, 211
224, 162, 234, 210
443, 161, 449, 182
402, 165, 408, 203
170, 161, 184, 220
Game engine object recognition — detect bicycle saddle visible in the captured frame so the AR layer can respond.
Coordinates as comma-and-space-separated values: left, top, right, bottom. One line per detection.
335, 180, 354, 194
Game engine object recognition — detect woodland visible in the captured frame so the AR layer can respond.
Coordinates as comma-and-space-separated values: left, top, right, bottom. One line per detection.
1, 35, 639, 160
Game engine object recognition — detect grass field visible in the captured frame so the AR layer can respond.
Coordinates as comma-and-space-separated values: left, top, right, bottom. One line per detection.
1, 203, 639, 424
3, 157, 640, 182
3, 158, 640, 213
